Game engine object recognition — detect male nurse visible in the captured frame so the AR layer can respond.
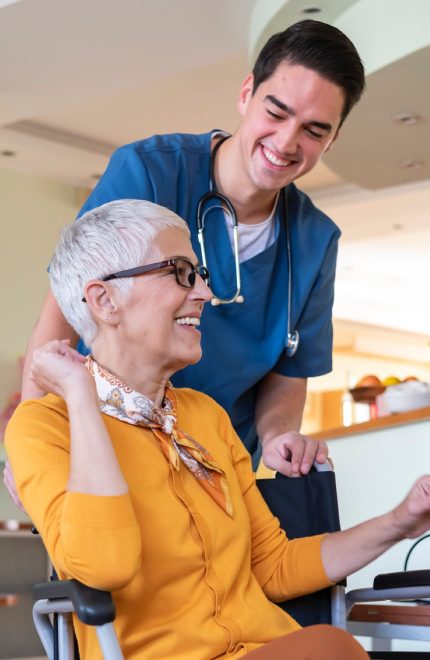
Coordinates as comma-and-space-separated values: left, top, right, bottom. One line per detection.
15, 20, 365, 481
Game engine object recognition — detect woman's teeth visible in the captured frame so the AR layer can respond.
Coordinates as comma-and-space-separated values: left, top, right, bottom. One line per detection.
176, 317, 200, 326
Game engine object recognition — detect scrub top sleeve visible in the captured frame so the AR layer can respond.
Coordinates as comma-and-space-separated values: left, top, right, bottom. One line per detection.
274, 231, 340, 378
78, 144, 155, 217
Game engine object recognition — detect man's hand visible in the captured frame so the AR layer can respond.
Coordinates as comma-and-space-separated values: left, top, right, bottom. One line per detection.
3, 459, 25, 511
262, 431, 328, 477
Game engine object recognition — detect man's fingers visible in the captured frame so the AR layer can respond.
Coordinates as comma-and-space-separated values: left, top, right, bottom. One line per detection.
262, 434, 332, 478
262, 450, 293, 477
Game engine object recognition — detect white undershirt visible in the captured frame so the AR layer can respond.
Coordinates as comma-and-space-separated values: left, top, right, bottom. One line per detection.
224, 194, 279, 263
211, 130, 279, 262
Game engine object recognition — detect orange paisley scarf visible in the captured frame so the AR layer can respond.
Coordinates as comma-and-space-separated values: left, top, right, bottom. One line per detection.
86, 356, 233, 517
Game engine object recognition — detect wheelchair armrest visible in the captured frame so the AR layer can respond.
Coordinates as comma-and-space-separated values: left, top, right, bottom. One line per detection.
345, 570, 430, 615
373, 569, 430, 590
33, 579, 115, 626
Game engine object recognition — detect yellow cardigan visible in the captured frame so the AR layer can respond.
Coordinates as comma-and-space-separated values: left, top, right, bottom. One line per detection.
6, 388, 332, 659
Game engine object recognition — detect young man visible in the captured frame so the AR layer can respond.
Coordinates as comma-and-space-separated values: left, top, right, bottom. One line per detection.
18, 20, 365, 475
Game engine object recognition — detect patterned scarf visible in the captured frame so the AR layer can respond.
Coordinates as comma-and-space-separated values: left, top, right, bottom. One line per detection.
86, 356, 233, 517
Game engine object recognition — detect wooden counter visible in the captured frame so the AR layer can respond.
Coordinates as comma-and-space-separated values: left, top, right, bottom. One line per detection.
310, 406, 430, 441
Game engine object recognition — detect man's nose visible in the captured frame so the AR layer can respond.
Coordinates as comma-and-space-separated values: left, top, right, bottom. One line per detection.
276, 120, 300, 154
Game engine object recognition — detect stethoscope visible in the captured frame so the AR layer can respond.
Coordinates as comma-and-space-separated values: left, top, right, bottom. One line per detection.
196, 135, 300, 357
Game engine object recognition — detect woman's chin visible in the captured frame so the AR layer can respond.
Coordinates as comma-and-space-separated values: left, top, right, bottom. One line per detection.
173, 348, 202, 372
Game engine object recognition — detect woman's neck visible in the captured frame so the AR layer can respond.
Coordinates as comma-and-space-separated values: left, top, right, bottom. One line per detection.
91, 342, 171, 407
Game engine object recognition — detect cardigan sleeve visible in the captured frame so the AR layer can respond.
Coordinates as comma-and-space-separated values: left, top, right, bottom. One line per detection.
5, 397, 141, 591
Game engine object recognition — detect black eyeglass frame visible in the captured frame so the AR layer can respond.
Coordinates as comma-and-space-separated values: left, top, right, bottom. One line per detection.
82, 257, 210, 302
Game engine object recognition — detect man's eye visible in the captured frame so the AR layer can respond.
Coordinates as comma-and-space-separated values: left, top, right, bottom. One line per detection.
306, 128, 324, 139
267, 109, 283, 120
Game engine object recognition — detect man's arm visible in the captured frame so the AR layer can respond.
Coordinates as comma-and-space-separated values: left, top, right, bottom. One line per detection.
256, 372, 328, 476
22, 290, 78, 400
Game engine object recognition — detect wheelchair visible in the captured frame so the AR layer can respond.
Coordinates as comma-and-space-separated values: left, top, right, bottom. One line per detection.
32, 463, 430, 659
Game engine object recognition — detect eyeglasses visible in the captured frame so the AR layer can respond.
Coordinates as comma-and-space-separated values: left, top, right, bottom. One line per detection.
82, 257, 210, 301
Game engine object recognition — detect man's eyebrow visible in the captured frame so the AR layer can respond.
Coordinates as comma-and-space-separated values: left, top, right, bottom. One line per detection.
265, 94, 294, 115
264, 94, 333, 133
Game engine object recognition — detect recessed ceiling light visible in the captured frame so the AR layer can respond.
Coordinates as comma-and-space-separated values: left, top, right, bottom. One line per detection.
302, 7, 321, 14
393, 113, 420, 125
1, 149, 16, 157
401, 159, 424, 169
0, 0, 23, 8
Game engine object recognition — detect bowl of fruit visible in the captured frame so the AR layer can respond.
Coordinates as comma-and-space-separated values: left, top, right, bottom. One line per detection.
349, 375, 386, 403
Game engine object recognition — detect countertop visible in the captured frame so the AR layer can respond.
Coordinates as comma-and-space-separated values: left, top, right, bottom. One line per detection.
311, 406, 430, 442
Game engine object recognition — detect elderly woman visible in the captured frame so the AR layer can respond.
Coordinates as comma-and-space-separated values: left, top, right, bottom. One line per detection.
5, 200, 430, 659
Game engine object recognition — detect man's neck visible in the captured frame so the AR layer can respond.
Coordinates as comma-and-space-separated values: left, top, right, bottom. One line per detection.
212, 134, 278, 225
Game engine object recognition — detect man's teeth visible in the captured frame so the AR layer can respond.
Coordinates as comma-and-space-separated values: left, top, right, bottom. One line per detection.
176, 317, 200, 326
262, 147, 291, 167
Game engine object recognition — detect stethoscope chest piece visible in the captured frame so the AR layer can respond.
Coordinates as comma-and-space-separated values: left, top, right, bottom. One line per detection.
286, 329, 300, 357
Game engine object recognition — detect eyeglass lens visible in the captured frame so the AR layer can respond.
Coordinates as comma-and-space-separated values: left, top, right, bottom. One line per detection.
175, 259, 209, 288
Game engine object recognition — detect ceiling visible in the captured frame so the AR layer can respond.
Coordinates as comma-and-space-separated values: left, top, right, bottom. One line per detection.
0, 0, 429, 351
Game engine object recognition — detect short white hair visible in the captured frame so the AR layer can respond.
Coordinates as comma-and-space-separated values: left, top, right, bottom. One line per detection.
49, 199, 190, 346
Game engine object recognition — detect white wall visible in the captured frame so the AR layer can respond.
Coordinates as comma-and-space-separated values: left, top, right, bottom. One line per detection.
0, 166, 80, 409
328, 417, 430, 651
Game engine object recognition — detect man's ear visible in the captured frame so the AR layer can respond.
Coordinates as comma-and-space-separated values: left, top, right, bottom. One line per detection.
237, 73, 254, 116
84, 281, 117, 323
323, 127, 340, 154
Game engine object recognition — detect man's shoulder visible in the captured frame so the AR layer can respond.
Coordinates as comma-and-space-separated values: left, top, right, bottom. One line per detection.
286, 183, 341, 237
116, 131, 213, 159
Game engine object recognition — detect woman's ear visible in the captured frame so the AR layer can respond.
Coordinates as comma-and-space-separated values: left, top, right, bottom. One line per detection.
83, 281, 117, 323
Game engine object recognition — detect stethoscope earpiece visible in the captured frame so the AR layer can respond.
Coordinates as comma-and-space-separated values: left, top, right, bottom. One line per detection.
211, 294, 244, 306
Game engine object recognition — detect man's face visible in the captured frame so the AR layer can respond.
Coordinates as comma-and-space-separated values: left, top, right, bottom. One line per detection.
236, 61, 345, 193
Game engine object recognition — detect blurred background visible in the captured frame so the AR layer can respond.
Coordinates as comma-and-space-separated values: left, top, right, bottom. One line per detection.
0, 1, 430, 656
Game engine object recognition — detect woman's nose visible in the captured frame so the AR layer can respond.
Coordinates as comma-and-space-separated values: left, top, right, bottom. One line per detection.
191, 274, 213, 303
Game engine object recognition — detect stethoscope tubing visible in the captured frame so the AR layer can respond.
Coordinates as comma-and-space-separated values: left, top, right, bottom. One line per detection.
196, 134, 299, 354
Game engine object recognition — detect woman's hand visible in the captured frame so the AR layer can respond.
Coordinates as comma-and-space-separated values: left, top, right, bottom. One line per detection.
322, 475, 430, 583
30, 339, 92, 401
392, 476, 430, 539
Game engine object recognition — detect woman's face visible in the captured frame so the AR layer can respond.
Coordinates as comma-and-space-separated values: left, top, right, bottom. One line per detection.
113, 228, 212, 374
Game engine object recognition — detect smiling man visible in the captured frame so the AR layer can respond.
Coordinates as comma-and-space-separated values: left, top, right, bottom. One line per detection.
16, 20, 365, 482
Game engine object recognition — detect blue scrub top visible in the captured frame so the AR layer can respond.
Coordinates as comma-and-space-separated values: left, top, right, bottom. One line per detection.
78, 132, 340, 465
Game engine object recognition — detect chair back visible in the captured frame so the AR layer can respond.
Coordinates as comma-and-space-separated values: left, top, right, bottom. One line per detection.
257, 468, 341, 626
